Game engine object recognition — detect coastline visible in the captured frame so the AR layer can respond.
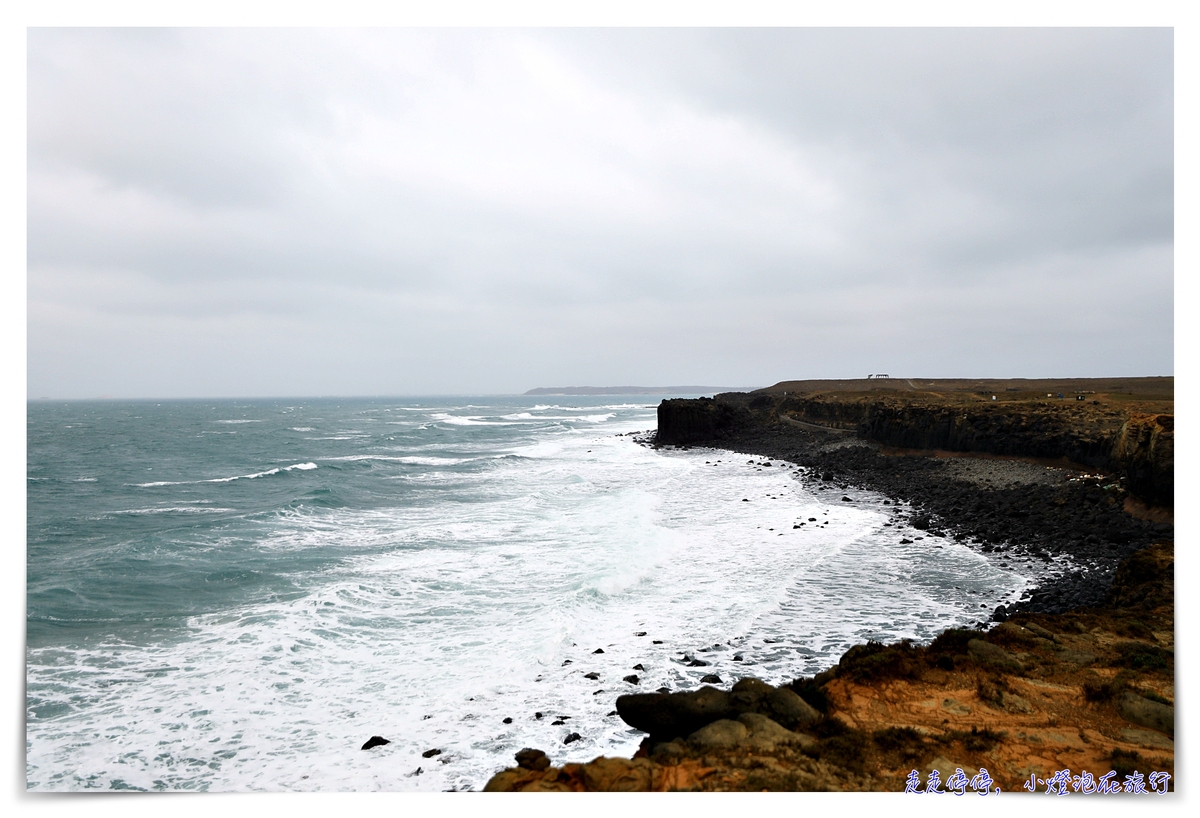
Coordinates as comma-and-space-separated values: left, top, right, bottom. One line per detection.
484, 381, 1174, 792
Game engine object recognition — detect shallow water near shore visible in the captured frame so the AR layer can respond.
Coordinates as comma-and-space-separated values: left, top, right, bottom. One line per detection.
27, 397, 1061, 791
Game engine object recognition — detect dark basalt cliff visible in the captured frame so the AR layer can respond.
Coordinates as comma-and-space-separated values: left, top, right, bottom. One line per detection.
658, 389, 1172, 507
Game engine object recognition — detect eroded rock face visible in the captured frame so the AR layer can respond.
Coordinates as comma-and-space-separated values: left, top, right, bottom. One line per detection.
580, 757, 656, 791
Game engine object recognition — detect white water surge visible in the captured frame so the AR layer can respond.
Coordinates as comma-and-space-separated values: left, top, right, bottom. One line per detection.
26, 398, 1042, 791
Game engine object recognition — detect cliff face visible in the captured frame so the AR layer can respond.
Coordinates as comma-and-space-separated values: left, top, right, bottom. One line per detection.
657, 392, 1173, 507
655, 396, 754, 444
1109, 414, 1174, 508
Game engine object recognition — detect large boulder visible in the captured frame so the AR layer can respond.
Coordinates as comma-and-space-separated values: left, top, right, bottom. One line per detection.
737, 712, 815, 750
762, 687, 821, 729
688, 719, 748, 749
615, 686, 733, 740
616, 678, 821, 740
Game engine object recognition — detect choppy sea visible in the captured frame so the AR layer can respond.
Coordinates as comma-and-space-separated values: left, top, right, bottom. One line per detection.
27, 396, 1051, 791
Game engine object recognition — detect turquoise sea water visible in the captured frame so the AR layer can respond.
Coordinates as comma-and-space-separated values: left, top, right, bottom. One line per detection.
27, 397, 1041, 791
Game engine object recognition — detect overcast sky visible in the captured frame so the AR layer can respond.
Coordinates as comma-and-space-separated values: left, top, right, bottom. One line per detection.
27, 27, 1173, 398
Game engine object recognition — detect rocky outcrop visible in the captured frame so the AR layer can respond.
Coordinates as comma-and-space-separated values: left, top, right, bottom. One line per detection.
656, 390, 1173, 507
1110, 414, 1173, 507
655, 397, 753, 444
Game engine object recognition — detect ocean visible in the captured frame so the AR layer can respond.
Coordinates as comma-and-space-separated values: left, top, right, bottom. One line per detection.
26, 396, 1047, 791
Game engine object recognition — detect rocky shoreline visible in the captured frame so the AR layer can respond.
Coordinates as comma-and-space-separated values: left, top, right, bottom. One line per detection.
483, 380, 1174, 792
653, 386, 1173, 619
485, 541, 1174, 792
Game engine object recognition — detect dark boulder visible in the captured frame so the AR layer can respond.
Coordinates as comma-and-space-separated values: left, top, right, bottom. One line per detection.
616, 686, 733, 740
515, 748, 550, 771
361, 736, 390, 750
761, 687, 821, 729
616, 678, 821, 740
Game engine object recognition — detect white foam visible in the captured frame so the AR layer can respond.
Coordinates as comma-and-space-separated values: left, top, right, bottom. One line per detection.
430, 414, 516, 427
136, 463, 317, 487
28, 401, 1035, 793
113, 507, 236, 515
319, 455, 471, 466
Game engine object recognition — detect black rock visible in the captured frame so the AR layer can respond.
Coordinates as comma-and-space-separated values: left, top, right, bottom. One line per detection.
502, 717, 513, 724
563, 732, 582, 745
700, 674, 722, 684
583, 672, 600, 680
607, 710, 618, 716
912, 515, 931, 530
624, 674, 640, 685
535, 712, 543, 719
593, 648, 605, 654
652, 640, 664, 644
635, 631, 647, 636
633, 663, 644, 671
515, 748, 550, 771
361, 736, 390, 750
615, 686, 732, 740
422, 748, 442, 758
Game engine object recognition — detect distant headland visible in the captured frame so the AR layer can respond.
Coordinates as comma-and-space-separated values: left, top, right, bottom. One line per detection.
524, 386, 759, 396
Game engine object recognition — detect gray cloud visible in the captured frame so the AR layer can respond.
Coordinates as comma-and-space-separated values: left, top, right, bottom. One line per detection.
28, 28, 1172, 398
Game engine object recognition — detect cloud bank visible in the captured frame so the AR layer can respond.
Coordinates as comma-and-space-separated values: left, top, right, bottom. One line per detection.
28, 28, 1173, 397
